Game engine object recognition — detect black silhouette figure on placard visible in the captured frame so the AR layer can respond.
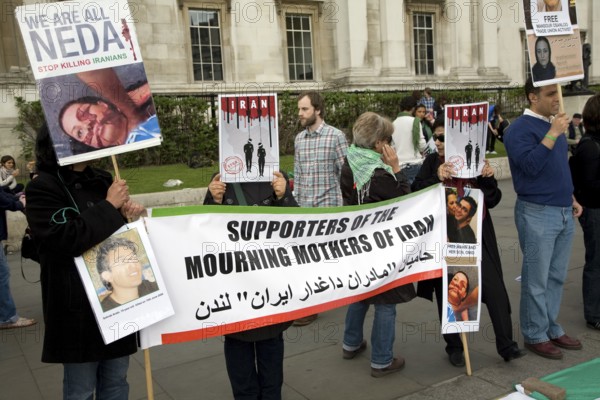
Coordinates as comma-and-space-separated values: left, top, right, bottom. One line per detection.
475, 143, 481, 171
243, 139, 254, 172
465, 140, 473, 170
257, 143, 266, 177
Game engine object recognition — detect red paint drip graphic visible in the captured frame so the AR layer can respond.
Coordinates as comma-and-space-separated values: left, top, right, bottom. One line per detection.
446, 105, 487, 132
121, 19, 137, 61
221, 95, 277, 147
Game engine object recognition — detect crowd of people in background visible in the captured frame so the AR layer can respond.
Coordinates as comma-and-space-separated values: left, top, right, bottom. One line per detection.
2, 85, 599, 399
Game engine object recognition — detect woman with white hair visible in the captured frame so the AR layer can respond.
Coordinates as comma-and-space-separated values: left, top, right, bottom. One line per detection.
340, 112, 416, 378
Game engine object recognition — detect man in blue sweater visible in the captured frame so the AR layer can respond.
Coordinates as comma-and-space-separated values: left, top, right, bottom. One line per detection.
504, 79, 583, 360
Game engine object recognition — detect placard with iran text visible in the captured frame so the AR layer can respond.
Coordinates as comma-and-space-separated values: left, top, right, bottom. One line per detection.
15, 0, 162, 165
219, 94, 279, 183
444, 102, 489, 179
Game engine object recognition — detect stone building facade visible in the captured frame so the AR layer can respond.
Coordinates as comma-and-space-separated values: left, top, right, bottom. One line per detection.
1, 0, 598, 158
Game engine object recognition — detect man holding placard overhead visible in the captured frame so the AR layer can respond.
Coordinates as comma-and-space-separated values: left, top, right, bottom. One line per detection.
504, 79, 583, 360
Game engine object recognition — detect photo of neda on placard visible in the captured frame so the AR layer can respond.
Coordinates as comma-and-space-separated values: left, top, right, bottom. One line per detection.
14, 0, 162, 165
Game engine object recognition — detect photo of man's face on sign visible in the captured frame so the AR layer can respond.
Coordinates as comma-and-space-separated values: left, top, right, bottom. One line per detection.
81, 228, 159, 313
446, 189, 479, 245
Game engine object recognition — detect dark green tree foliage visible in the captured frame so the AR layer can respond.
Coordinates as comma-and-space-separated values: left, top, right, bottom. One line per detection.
13, 97, 45, 161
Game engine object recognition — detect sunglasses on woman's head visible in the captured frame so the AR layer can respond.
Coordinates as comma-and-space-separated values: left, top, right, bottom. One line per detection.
433, 134, 445, 142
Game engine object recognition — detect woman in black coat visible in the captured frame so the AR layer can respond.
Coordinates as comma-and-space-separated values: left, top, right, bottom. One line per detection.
204, 170, 296, 400
25, 125, 146, 399
412, 118, 525, 366
340, 112, 416, 378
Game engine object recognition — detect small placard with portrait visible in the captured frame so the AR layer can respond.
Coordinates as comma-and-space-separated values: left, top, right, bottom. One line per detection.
75, 219, 174, 345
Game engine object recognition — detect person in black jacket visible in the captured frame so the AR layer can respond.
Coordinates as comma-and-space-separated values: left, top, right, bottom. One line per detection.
25, 124, 146, 399
340, 112, 416, 378
204, 170, 296, 400
570, 94, 600, 331
412, 118, 525, 366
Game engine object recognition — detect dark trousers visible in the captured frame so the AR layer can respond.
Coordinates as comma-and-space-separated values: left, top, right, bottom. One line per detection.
579, 207, 600, 323
224, 334, 284, 400
480, 252, 518, 356
487, 129, 496, 152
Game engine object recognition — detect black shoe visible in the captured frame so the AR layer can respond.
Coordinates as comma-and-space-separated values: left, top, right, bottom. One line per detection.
502, 346, 527, 362
587, 321, 600, 331
448, 351, 465, 367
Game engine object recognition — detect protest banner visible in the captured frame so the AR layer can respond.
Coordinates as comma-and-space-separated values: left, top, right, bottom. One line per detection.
15, 0, 162, 165
522, 0, 583, 86
74, 220, 174, 345
444, 102, 489, 179
219, 94, 279, 183
442, 188, 483, 335
140, 185, 446, 348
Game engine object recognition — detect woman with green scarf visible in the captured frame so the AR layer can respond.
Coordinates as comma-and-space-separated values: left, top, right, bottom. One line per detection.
340, 112, 416, 378
341, 112, 411, 205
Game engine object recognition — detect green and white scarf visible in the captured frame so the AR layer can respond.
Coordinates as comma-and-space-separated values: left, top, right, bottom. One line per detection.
347, 144, 395, 193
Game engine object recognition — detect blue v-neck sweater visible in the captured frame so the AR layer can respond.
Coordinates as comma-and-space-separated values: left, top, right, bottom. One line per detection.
504, 115, 573, 207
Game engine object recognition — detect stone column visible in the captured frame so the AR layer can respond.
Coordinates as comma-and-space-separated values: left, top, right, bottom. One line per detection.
230, 0, 285, 82
591, 0, 600, 82
476, 0, 508, 79
379, 0, 410, 76
334, 0, 371, 79
448, 1, 479, 79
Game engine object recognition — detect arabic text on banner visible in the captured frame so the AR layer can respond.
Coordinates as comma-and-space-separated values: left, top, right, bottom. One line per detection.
140, 185, 447, 348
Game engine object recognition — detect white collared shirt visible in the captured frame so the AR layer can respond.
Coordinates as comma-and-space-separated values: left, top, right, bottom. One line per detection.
523, 108, 553, 123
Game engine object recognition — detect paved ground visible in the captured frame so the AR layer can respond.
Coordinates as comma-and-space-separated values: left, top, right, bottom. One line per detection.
2, 178, 600, 400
